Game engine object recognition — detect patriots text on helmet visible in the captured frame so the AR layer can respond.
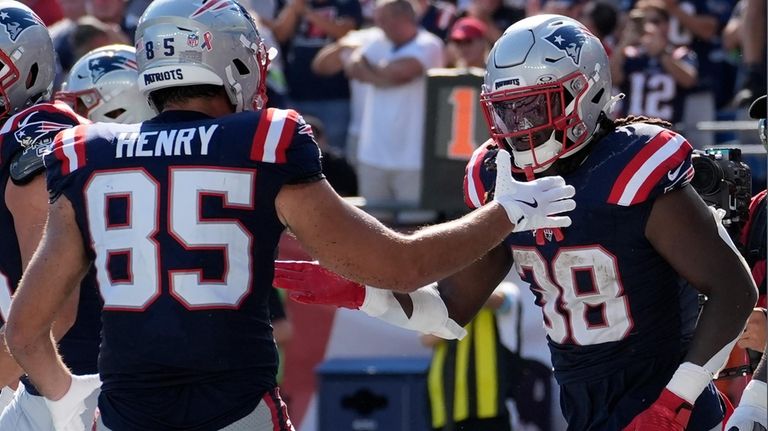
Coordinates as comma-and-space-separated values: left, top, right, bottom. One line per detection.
142, 68, 184, 86
115, 125, 218, 158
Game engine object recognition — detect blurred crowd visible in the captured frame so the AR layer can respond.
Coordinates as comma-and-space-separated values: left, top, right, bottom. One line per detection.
26, 0, 766, 217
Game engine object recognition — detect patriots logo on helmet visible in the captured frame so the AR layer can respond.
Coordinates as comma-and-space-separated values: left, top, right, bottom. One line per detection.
14, 120, 71, 150
544, 24, 589, 65
190, 0, 236, 18
0, 8, 43, 42
89, 56, 137, 83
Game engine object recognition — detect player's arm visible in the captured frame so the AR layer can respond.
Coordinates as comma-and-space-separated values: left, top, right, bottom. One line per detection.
276, 150, 573, 293
347, 55, 424, 87
625, 186, 758, 430
274, 243, 513, 338
0, 174, 80, 387
5, 195, 90, 398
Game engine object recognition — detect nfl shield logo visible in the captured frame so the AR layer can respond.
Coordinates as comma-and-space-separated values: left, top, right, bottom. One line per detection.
187, 33, 199, 47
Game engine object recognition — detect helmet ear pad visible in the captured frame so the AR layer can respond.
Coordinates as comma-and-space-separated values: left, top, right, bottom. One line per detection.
480, 14, 612, 173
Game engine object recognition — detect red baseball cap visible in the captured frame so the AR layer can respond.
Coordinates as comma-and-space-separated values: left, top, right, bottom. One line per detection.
450, 17, 487, 42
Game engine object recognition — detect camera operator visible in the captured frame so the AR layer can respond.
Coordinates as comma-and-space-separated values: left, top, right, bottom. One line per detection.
722, 94, 767, 431
690, 148, 752, 241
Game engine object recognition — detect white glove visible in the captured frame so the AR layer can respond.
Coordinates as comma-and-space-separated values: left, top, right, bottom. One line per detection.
493, 149, 576, 232
725, 380, 767, 431
361, 285, 467, 340
45, 374, 101, 431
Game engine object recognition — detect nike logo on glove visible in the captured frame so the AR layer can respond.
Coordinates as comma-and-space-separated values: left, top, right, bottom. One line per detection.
514, 198, 539, 208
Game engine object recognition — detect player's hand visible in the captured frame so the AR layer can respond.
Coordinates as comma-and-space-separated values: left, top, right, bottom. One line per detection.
273, 260, 365, 309
45, 373, 101, 431
622, 388, 692, 431
493, 149, 576, 232
737, 308, 767, 352
725, 380, 767, 431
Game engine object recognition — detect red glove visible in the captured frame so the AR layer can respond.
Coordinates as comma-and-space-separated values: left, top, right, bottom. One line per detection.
273, 260, 365, 309
623, 388, 693, 431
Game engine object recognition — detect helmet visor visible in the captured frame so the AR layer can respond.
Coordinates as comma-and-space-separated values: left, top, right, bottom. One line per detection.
0, 50, 21, 118
489, 89, 563, 151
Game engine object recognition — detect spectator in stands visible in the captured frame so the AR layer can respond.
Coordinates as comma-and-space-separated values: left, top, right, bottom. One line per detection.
459, 0, 524, 44
346, 0, 444, 223
664, 0, 732, 148
445, 17, 489, 69
53, 16, 129, 91
86, 0, 139, 40
414, 0, 459, 41
579, 0, 619, 56
53, 0, 137, 88
271, 0, 363, 153
311, 25, 384, 167
21, 0, 63, 26
424, 285, 519, 431
610, 0, 698, 126
539, 0, 587, 19
68, 17, 129, 63
304, 115, 359, 196
724, 0, 766, 112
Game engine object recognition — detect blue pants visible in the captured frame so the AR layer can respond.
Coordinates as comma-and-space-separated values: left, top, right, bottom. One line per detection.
558, 355, 724, 430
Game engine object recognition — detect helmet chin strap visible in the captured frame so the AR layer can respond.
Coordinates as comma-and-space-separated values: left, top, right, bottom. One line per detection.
510, 130, 566, 245
511, 130, 562, 175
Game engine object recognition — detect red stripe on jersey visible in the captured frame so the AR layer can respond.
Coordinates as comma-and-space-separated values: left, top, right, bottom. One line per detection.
274, 110, 298, 163
263, 391, 281, 431
463, 145, 490, 209
250, 108, 273, 162
52, 130, 70, 174
54, 126, 88, 175
607, 130, 680, 204
630, 143, 689, 204
73, 126, 87, 168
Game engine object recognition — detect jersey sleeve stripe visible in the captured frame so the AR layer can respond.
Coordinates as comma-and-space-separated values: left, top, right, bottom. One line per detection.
250, 109, 272, 162
274, 110, 298, 164
608, 131, 690, 206
54, 127, 86, 175
250, 108, 294, 163
464, 146, 489, 209
631, 143, 690, 204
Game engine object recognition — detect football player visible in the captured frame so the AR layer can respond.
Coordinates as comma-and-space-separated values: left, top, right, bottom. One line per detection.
0, 15, 154, 431
273, 14, 758, 431
3, 1, 576, 430
55, 44, 155, 124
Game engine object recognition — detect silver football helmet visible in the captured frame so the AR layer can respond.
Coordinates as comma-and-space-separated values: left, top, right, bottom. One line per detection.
0, 1, 54, 118
135, 0, 272, 112
57, 45, 156, 123
481, 14, 613, 174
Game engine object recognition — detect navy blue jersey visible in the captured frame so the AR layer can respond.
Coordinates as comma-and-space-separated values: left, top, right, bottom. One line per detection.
44, 108, 323, 431
0, 101, 101, 393
420, 1, 457, 40
462, 125, 725, 429
619, 47, 697, 124
464, 123, 696, 385
281, 0, 363, 101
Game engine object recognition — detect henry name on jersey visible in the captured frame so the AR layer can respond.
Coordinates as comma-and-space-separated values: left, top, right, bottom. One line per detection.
115, 124, 218, 158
